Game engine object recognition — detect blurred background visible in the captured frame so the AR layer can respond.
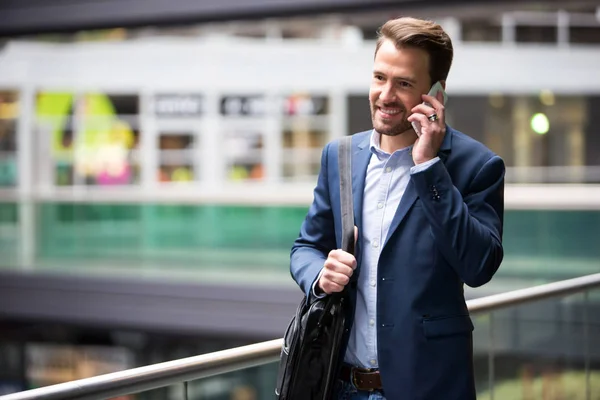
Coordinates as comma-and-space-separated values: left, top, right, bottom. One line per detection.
0, 0, 599, 399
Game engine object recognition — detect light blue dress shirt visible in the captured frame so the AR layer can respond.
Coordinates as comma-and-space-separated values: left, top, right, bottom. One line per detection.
313, 130, 439, 369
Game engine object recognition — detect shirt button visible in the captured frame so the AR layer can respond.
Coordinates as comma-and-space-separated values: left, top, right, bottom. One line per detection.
370, 359, 377, 366
369, 319, 375, 326
385, 167, 392, 173
377, 202, 383, 209
370, 280, 376, 287
372, 241, 379, 248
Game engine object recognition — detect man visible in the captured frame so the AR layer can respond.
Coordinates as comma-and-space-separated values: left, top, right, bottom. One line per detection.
290, 16, 504, 400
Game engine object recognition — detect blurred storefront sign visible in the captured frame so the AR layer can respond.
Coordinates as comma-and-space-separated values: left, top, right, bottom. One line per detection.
154, 94, 204, 117
282, 94, 328, 116
220, 95, 266, 116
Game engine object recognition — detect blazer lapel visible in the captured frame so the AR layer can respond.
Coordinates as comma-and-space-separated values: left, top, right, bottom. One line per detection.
382, 127, 453, 249
383, 179, 418, 248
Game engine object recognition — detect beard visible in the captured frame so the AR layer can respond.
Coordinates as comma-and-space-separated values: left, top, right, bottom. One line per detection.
370, 102, 413, 137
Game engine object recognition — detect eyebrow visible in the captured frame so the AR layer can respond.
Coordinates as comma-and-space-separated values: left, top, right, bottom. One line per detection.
373, 70, 417, 84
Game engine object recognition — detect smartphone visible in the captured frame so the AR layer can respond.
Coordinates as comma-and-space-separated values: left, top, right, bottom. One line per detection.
411, 81, 448, 137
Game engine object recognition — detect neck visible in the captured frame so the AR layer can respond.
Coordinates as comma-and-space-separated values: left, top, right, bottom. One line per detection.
379, 128, 417, 154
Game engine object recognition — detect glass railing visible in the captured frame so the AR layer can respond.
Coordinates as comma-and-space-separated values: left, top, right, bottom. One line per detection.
2, 273, 598, 400
1, 199, 599, 292
472, 289, 600, 399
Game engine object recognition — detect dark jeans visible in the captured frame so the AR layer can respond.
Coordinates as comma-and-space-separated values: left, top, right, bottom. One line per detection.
334, 379, 386, 400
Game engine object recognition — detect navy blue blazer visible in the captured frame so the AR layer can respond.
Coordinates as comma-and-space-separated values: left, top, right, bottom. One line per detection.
290, 127, 505, 399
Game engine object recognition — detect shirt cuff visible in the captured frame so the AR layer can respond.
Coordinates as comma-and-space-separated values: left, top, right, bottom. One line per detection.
311, 268, 326, 299
410, 157, 440, 174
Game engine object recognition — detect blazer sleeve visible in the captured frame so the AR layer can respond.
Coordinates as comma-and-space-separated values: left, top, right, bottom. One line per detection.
290, 142, 337, 298
411, 154, 505, 287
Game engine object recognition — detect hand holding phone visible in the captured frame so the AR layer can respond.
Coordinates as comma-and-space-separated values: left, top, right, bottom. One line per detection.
411, 81, 447, 137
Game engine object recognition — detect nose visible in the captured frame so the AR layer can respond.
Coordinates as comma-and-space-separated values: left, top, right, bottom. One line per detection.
379, 82, 396, 103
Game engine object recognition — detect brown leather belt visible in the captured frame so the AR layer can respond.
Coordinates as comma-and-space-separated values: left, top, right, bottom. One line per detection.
340, 364, 383, 391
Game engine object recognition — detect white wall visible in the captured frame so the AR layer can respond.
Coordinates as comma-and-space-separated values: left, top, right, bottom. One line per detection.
1, 38, 599, 94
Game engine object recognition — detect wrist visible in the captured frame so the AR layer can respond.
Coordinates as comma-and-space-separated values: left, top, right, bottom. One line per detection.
312, 269, 327, 298
315, 279, 325, 296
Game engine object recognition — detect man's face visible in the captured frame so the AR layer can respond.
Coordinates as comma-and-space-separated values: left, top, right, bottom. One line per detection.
369, 40, 431, 137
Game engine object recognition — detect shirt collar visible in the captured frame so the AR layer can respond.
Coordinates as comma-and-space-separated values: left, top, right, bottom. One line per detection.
369, 130, 412, 160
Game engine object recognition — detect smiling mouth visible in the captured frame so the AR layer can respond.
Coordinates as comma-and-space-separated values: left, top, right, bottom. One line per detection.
377, 106, 402, 119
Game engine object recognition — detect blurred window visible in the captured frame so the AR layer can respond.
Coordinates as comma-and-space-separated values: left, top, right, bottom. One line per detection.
0, 91, 19, 187
158, 132, 196, 183
361, 25, 381, 41
281, 94, 329, 181
461, 19, 502, 42
347, 94, 372, 134
220, 95, 267, 182
345, 92, 597, 183
35, 92, 141, 187
224, 130, 264, 181
447, 94, 594, 183
35, 91, 75, 186
569, 26, 600, 44
77, 93, 140, 186
515, 25, 557, 43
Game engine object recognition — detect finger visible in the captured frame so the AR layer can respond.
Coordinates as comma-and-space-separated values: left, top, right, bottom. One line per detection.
321, 279, 345, 294
421, 94, 443, 109
322, 269, 350, 287
407, 112, 429, 127
324, 258, 355, 276
328, 249, 357, 270
408, 113, 440, 138
411, 103, 436, 117
337, 252, 357, 270
421, 94, 445, 119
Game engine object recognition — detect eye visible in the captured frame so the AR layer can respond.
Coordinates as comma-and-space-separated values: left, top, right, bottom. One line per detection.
374, 75, 385, 81
399, 81, 412, 88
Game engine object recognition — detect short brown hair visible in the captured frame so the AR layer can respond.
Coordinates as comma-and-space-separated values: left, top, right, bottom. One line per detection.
375, 17, 453, 86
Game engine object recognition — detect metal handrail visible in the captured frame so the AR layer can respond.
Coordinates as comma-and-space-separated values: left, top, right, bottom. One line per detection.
3, 272, 600, 400
468, 272, 600, 313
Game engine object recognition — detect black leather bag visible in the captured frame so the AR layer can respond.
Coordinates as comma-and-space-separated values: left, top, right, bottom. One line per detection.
275, 136, 354, 400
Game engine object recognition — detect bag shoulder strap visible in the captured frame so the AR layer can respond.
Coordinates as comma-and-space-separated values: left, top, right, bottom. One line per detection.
338, 136, 354, 256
